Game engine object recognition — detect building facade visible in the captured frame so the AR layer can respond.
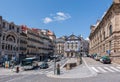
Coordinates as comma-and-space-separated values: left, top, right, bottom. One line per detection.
89, 0, 120, 63
56, 36, 66, 56
0, 16, 21, 62
56, 34, 89, 57
0, 16, 56, 63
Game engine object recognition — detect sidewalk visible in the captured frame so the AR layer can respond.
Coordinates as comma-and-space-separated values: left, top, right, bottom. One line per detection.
0, 67, 18, 75
0, 65, 24, 75
47, 58, 97, 79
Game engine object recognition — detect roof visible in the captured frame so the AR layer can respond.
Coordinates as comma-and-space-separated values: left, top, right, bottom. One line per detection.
56, 38, 65, 43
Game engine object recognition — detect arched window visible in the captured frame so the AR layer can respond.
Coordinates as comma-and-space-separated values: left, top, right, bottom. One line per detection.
75, 42, 78, 49
103, 31, 105, 40
8, 38, 13, 42
3, 35, 5, 40
71, 42, 73, 49
67, 43, 69, 49
6, 35, 16, 43
109, 25, 112, 36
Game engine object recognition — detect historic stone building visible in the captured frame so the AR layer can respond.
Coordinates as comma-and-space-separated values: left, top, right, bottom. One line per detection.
0, 16, 21, 62
56, 34, 89, 57
21, 27, 56, 61
89, 0, 120, 63
56, 36, 66, 56
0, 16, 56, 63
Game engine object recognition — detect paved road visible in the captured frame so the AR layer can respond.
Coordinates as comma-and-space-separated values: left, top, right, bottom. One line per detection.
83, 57, 120, 74
0, 72, 120, 82
0, 57, 120, 82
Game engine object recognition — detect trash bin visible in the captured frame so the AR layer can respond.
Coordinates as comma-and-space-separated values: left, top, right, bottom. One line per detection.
16, 66, 19, 73
56, 64, 60, 75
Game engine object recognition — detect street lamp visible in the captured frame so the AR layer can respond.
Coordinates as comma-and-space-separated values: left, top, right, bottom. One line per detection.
80, 46, 83, 64
54, 54, 56, 75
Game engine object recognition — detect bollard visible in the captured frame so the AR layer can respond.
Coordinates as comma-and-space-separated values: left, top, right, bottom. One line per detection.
16, 66, 19, 73
56, 64, 60, 75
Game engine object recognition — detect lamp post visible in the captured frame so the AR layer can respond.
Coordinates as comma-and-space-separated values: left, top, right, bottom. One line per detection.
80, 46, 82, 64
77, 46, 83, 65
54, 54, 56, 75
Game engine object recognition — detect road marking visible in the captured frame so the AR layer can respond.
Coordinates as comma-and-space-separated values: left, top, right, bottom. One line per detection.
116, 67, 120, 69
110, 67, 120, 72
5, 75, 30, 82
97, 67, 107, 72
91, 67, 100, 73
104, 67, 115, 72
82, 58, 97, 76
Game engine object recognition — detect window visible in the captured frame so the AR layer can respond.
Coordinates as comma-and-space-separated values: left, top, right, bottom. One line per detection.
6, 45, 7, 50
103, 31, 105, 40
2, 44, 4, 49
8, 45, 10, 50
71, 42, 73, 49
59, 44, 60, 50
67, 43, 69, 49
103, 44, 105, 52
11, 45, 12, 50
109, 25, 112, 36
75, 42, 78, 49
12, 26, 14, 30
3, 35, 5, 40
9, 25, 11, 30
3, 22, 5, 28
109, 41, 112, 50
17, 28, 19, 33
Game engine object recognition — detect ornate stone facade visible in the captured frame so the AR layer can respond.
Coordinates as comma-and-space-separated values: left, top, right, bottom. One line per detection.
56, 36, 66, 56
89, 0, 120, 63
0, 16, 21, 61
56, 34, 89, 57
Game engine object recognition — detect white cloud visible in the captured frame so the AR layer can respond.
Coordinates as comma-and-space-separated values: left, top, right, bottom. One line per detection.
43, 12, 71, 24
54, 12, 71, 21
85, 37, 89, 41
43, 17, 53, 24
57, 12, 65, 17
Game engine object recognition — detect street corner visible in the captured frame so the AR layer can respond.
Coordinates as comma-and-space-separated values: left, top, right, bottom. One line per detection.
46, 66, 97, 79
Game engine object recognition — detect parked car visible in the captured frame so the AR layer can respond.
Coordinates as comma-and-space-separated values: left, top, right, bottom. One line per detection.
94, 55, 101, 61
39, 62, 49, 69
100, 56, 111, 64
90, 54, 97, 59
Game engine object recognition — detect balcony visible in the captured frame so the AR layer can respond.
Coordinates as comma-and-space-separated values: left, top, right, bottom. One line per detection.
27, 45, 36, 48
20, 32, 27, 37
20, 40, 27, 44
20, 47, 27, 51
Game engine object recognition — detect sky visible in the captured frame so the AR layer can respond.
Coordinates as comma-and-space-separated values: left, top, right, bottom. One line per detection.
0, 0, 113, 39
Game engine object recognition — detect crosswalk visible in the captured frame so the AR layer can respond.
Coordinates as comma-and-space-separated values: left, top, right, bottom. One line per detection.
90, 66, 120, 73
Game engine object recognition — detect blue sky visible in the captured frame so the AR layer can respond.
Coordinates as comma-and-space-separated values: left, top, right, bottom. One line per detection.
0, 0, 112, 39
